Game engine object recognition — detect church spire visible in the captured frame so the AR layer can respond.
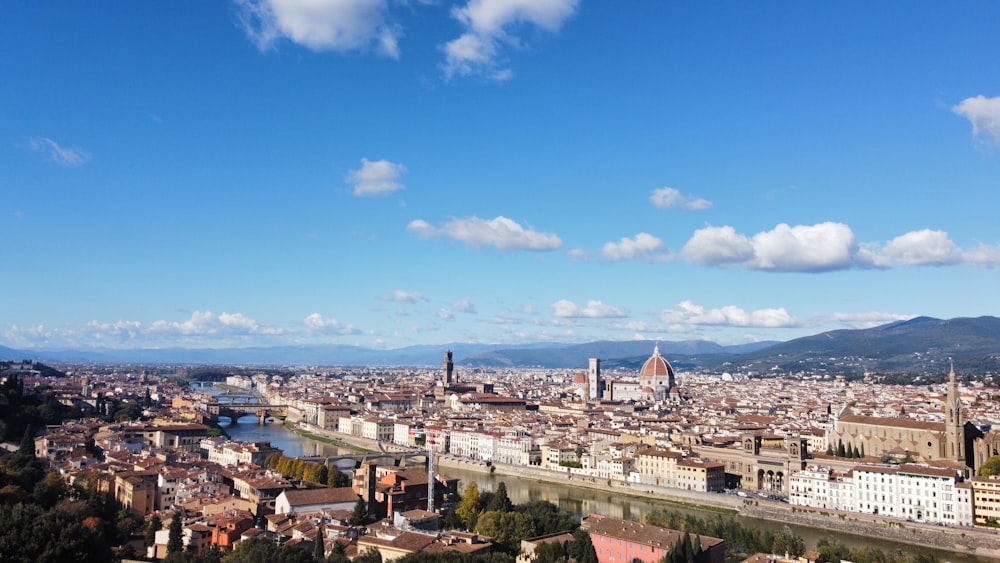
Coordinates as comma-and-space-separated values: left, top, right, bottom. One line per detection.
945, 359, 965, 463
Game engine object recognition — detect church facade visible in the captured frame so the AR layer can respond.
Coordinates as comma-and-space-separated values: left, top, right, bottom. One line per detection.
829, 365, 974, 470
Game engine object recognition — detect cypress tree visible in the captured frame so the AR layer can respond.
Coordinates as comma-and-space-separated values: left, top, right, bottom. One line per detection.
146, 514, 162, 548
486, 481, 512, 513
836, 439, 846, 457
167, 510, 183, 554
19, 425, 35, 456
314, 525, 326, 562
350, 498, 366, 526
681, 532, 694, 561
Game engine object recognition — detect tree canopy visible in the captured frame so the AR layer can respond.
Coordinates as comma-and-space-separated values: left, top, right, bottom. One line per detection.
980, 455, 1000, 476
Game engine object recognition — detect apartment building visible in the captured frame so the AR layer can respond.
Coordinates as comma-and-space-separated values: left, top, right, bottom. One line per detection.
582, 514, 725, 563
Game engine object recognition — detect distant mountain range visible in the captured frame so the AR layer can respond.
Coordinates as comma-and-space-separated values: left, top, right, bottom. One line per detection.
2, 316, 999, 374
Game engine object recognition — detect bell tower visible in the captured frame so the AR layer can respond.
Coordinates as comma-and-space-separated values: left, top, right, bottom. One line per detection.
587, 357, 604, 400
944, 362, 965, 463
443, 350, 454, 387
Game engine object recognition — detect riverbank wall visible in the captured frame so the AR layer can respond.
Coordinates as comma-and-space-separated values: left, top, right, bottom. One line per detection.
742, 502, 1000, 559
437, 455, 493, 474
487, 461, 1000, 559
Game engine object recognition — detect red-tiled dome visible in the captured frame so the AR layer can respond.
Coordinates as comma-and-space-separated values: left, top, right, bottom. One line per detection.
572, 372, 587, 384
640, 344, 674, 379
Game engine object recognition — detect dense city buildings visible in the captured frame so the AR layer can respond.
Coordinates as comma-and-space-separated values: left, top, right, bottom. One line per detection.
6, 344, 1000, 559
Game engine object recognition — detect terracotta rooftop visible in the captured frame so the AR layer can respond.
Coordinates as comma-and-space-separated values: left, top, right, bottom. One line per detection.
281, 487, 360, 507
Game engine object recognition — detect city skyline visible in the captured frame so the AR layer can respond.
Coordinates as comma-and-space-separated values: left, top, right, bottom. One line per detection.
2, 1, 1000, 351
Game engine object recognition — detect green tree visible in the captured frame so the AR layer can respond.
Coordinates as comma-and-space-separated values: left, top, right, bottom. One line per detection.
225, 536, 316, 563
19, 425, 35, 456
534, 540, 567, 563
311, 464, 329, 485
146, 513, 163, 547
314, 525, 326, 562
167, 510, 184, 555
0, 502, 113, 563
32, 471, 67, 508
515, 500, 576, 537
567, 528, 598, 563
836, 439, 846, 458
771, 525, 805, 558
328, 466, 352, 488
815, 537, 849, 563
486, 481, 513, 513
354, 548, 383, 563
475, 510, 534, 553
350, 498, 367, 526
980, 455, 1000, 476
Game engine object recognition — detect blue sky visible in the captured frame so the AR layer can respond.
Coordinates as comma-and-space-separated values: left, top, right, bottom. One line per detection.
2, 1, 1000, 351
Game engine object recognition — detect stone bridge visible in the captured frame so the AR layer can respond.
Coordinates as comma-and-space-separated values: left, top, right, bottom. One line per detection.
302, 451, 429, 471
206, 401, 288, 424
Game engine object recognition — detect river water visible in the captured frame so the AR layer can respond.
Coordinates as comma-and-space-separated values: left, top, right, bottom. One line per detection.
214, 401, 978, 562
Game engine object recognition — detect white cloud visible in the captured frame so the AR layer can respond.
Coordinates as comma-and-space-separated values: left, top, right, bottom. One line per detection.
683, 222, 855, 272
878, 229, 963, 266
963, 244, 1000, 267
552, 299, 627, 319
436, 308, 454, 320
681, 225, 754, 267
831, 312, 914, 329
345, 158, 406, 196
84, 320, 143, 341
601, 232, 670, 262
380, 289, 424, 303
650, 187, 712, 211
147, 310, 281, 337
407, 215, 562, 251
28, 137, 90, 167
953, 94, 1000, 146
857, 229, 1000, 268
443, 0, 579, 80
234, 0, 399, 57
304, 312, 361, 335
617, 321, 656, 332
453, 300, 477, 313
5, 311, 290, 349
748, 222, 856, 272
660, 300, 798, 328
4, 324, 54, 347
567, 248, 588, 261
685, 223, 1000, 272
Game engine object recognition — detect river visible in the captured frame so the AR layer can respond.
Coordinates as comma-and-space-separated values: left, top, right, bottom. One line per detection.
209, 396, 979, 561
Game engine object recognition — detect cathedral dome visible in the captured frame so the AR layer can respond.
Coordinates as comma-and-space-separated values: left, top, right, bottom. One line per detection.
639, 344, 675, 391
640, 344, 674, 378
572, 372, 587, 385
